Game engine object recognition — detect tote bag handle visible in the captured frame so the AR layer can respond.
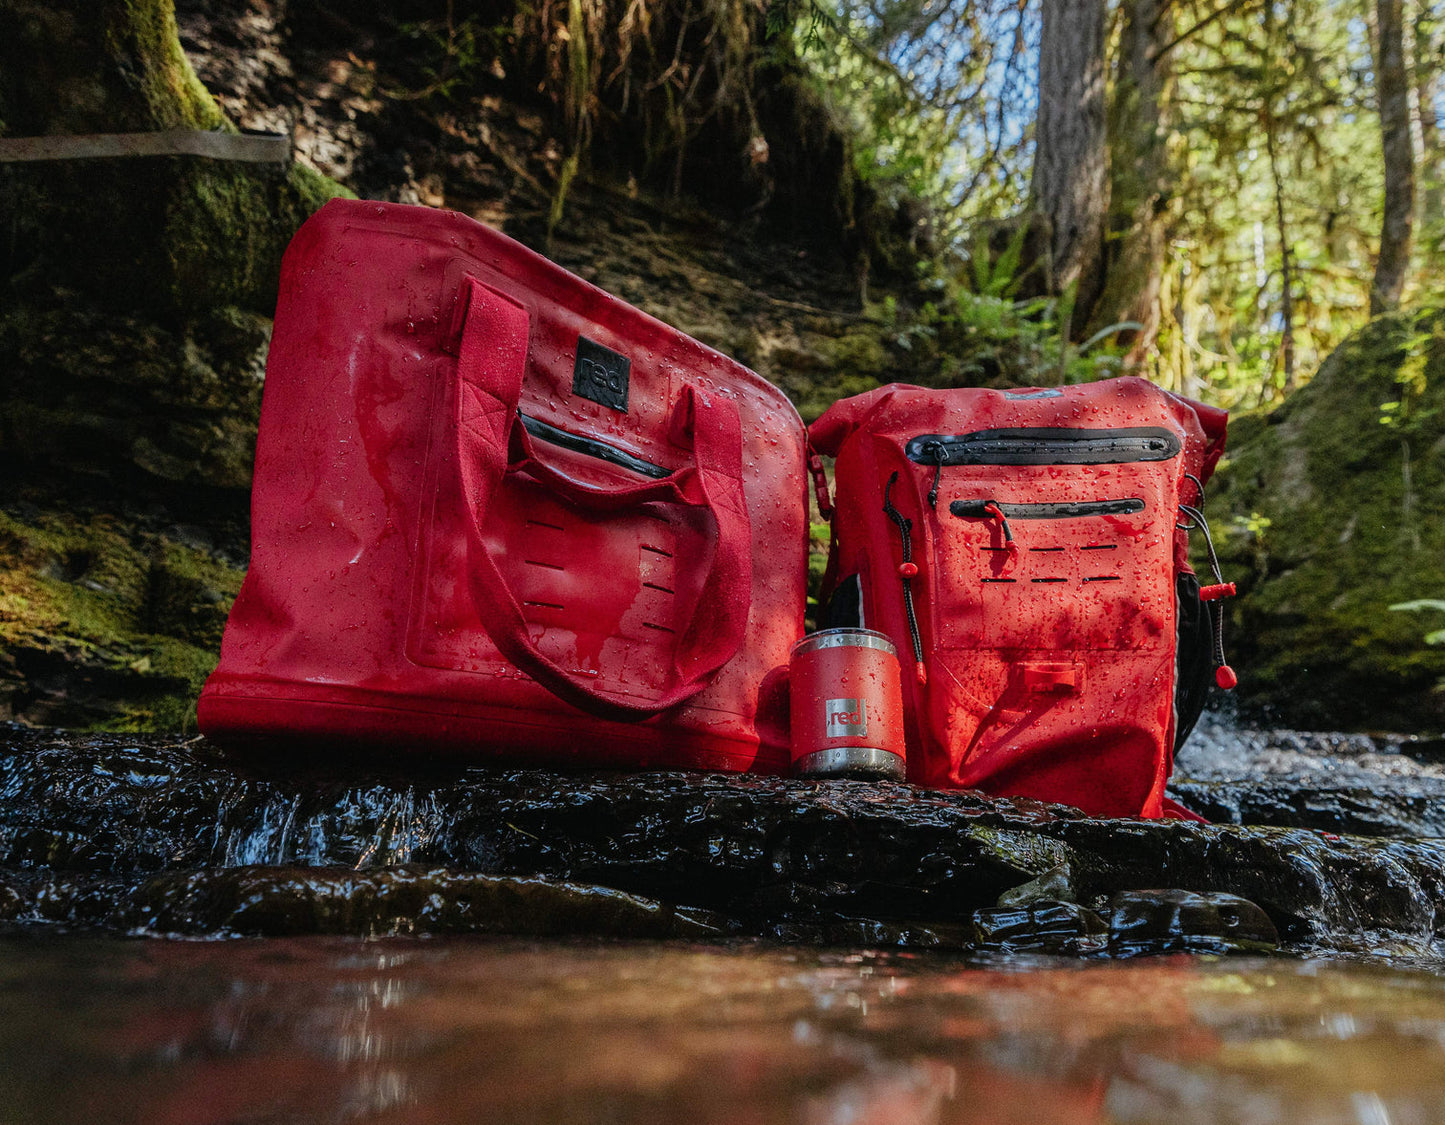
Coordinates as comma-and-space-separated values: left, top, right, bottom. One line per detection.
454, 277, 752, 721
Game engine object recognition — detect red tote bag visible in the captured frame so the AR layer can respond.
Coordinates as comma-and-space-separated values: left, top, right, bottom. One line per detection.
199, 200, 807, 770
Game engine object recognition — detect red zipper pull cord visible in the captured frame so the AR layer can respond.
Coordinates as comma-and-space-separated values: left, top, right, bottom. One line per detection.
982, 501, 1016, 552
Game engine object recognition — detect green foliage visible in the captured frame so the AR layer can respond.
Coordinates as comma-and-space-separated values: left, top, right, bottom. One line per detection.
1152, 0, 1388, 408
1231, 511, 1274, 542
795, 0, 1034, 242
904, 244, 1130, 388
970, 223, 1026, 299
369, 0, 1442, 413
1389, 600, 1445, 646
762, 0, 1445, 408
766, 0, 836, 46
387, 7, 510, 102
805, 518, 831, 629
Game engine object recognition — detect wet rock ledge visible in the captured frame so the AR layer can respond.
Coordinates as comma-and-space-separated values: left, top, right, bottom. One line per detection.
2, 727, 1444, 959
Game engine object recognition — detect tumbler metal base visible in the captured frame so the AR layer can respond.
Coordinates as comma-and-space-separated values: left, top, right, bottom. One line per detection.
795, 746, 906, 780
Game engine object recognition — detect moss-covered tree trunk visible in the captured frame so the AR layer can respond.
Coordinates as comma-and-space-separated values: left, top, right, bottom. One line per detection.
1030, 0, 1110, 332
1087, 0, 1175, 360
0, 0, 228, 137
0, 0, 347, 319
1371, 0, 1415, 314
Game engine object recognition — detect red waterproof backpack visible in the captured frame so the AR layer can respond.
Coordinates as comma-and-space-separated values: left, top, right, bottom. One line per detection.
199, 199, 808, 770
809, 379, 1229, 817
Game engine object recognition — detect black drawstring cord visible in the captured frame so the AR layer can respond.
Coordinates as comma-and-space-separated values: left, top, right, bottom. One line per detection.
883, 472, 927, 685
1178, 503, 1223, 584
1209, 600, 1228, 679
1179, 499, 1238, 689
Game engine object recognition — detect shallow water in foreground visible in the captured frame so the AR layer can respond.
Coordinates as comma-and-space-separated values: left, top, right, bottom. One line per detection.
6, 935, 1445, 1125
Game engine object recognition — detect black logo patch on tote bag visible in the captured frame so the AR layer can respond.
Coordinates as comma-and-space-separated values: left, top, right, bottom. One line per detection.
573, 336, 631, 412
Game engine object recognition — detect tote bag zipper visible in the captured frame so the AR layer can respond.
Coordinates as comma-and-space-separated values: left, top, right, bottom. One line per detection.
519, 412, 670, 479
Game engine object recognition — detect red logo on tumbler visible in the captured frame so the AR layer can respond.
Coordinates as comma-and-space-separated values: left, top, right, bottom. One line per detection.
825, 698, 867, 738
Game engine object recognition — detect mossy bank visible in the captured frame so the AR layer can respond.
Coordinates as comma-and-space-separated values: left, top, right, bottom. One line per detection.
1209, 310, 1445, 730
0, 295, 263, 727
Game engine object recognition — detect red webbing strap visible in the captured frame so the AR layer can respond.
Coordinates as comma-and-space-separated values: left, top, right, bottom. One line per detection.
807, 445, 833, 522
454, 276, 752, 721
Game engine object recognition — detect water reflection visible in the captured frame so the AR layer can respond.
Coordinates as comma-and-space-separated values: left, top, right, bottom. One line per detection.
3, 936, 1445, 1124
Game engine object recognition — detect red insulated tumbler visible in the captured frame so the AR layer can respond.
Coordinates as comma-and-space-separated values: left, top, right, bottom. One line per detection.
789, 628, 906, 780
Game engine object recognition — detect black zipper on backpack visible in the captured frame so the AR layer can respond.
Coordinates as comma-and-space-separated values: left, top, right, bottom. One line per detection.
906, 428, 1181, 466
519, 412, 671, 479
949, 498, 1145, 520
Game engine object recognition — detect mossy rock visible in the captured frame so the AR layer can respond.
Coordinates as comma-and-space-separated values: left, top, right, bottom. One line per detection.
1, 0, 351, 316
1208, 309, 1445, 730
820, 325, 890, 375
0, 507, 243, 730
0, 298, 269, 489
2, 158, 349, 319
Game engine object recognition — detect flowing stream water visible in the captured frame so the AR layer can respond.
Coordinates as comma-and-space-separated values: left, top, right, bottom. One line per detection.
5, 935, 1445, 1125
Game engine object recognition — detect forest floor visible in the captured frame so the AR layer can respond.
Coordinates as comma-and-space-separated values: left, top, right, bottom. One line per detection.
178, 0, 916, 416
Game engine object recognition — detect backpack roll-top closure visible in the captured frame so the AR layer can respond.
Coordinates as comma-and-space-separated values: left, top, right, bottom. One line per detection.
904, 427, 1182, 466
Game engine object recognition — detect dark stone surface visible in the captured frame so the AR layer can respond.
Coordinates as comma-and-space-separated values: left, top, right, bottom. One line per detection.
1170, 714, 1445, 838
0, 866, 727, 939
1170, 777, 1445, 839
1, 727, 1443, 958
973, 900, 1108, 956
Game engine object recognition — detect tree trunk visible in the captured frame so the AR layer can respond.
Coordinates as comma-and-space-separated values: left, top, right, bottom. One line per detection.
1413, 0, 1441, 222
1371, 0, 1415, 315
1263, 109, 1297, 391
0, 0, 344, 320
1030, 0, 1110, 331
1087, 0, 1176, 358
0, 0, 228, 136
